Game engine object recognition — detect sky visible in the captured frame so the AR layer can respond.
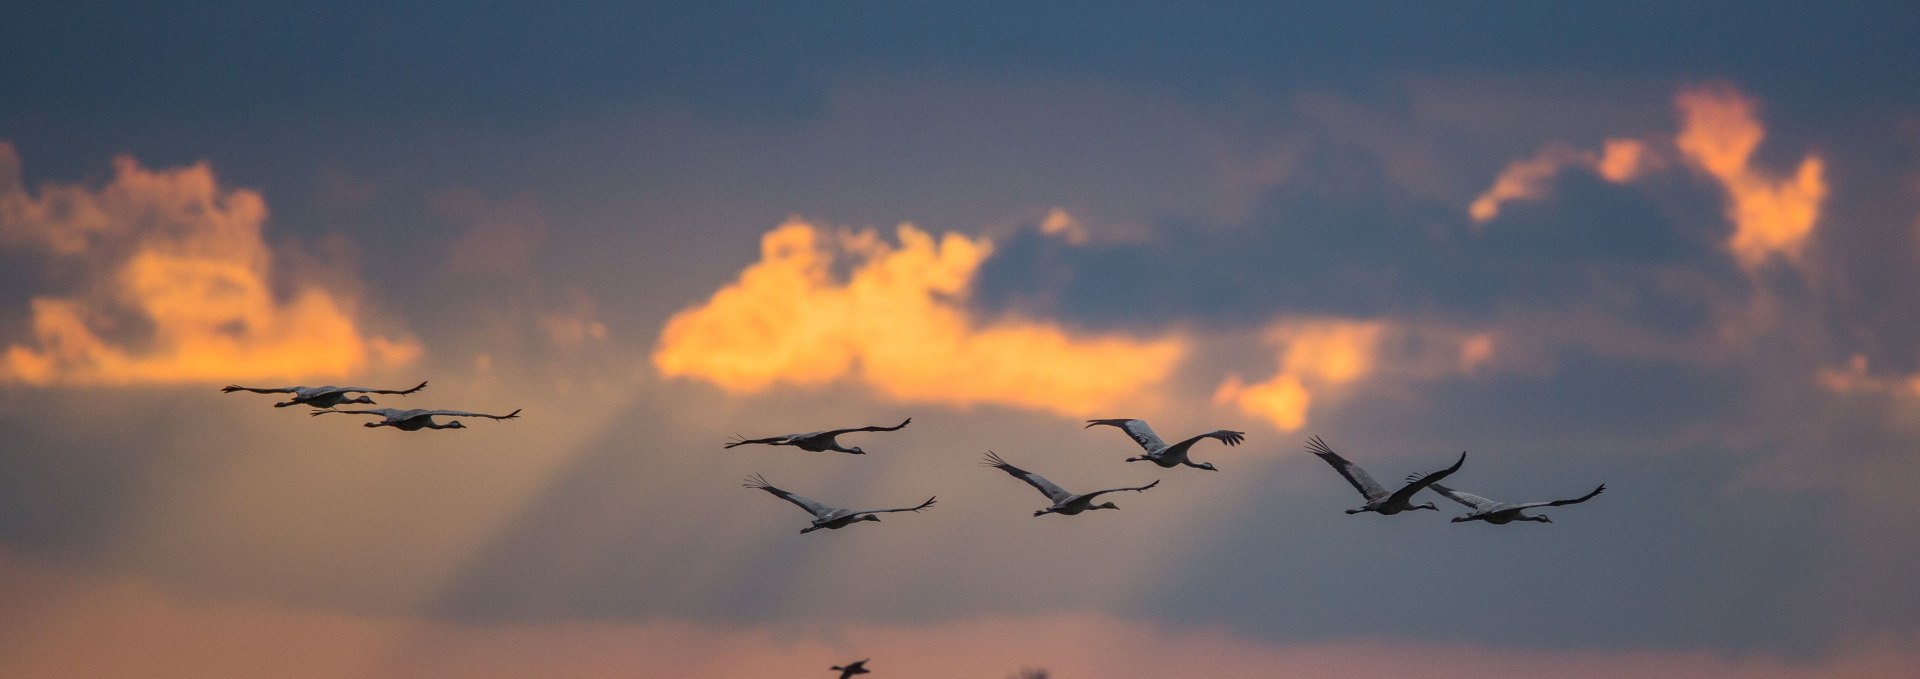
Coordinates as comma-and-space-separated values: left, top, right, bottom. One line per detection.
4, 3, 1920, 677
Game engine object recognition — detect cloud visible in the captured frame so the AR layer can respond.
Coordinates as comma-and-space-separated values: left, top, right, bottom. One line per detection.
1818, 354, 1920, 398
0, 143, 418, 385
652, 219, 1183, 416
1468, 138, 1651, 223
1674, 84, 1828, 271
1215, 319, 1493, 432
2, 553, 1914, 679
1038, 208, 1090, 245
1473, 84, 1824, 274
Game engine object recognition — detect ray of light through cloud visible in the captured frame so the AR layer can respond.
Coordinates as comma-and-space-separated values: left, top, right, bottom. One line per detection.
5, 5, 1920, 678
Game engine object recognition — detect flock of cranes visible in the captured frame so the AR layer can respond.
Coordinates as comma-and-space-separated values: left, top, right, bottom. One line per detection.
222, 381, 522, 430
724, 418, 1604, 531
222, 380, 1606, 676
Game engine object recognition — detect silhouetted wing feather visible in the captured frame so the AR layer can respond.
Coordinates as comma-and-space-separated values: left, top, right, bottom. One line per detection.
1306, 436, 1389, 502
221, 384, 299, 394
1163, 429, 1246, 461
310, 408, 405, 418
333, 381, 428, 395
1509, 484, 1606, 511
982, 451, 1073, 504
1408, 476, 1502, 511
742, 474, 839, 519
1077, 479, 1160, 503
822, 417, 911, 437
849, 496, 937, 515
1086, 418, 1167, 454
725, 434, 793, 448
417, 409, 521, 420
1388, 452, 1467, 506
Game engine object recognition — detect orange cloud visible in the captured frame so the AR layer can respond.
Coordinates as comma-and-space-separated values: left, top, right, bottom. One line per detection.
1817, 354, 1920, 398
1214, 320, 1385, 431
1472, 85, 1822, 273
1469, 138, 1650, 223
1216, 320, 1493, 432
0, 143, 418, 385
1675, 85, 1827, 270
652, 219, 1182, 416
1, 554, 1912, 679
1039, 207, 1089, 244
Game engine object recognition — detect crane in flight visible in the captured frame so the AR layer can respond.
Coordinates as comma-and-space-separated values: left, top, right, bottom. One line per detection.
725, 418, 912, 455
743, 474, 936, 534
1085, 418, 1243, 471
221, 381, 428, 409
312, 407, 520, 431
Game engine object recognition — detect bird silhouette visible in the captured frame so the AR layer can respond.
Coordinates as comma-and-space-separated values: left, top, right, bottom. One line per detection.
1306, 436, 1464, 516
725, 418, 912, 455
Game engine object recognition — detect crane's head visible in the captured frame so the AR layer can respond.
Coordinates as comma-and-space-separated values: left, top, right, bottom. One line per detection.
349, 395, 377, 405
1450, 515, 1472, 523
363, 422, 382, 428
848, 446, 866, 455
1097, 501, 1119, 511
442, 420, 468, 430
1416, 502, 1438, 511
1531, 514, 1553, 523
1196, 462, 1219, 471
864, 515, 882, 523
1124, 455, 1146, 463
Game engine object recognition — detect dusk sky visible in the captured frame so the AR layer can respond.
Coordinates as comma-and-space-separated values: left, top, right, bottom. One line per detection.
6, 4, 1920, 677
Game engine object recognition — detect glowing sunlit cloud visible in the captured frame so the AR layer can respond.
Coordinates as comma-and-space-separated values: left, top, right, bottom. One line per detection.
1594, 138, 1650, 183
1038, 207, 1089, 244
1214, 320, 1384, 431
1468, 138, 1650, 223
1216, 319, 1494, 432
0, 143, 419, 385
1674, 85, 1827, 270
1472, 85, 1822, 273
652, 219, 1183, 416
1817, 354, 1920, 398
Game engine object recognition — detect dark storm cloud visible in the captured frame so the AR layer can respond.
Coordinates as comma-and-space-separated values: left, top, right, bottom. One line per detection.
973, 154, 1741, 338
